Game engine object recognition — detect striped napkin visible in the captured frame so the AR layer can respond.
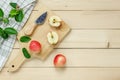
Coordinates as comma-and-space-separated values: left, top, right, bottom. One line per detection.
0, 0, 36, 71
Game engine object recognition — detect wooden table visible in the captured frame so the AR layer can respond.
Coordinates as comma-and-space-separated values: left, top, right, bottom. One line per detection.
1, 0, 120, 79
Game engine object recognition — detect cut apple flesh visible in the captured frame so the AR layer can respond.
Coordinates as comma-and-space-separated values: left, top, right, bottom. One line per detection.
47, 31, 59, 45
49, 16, 62, 27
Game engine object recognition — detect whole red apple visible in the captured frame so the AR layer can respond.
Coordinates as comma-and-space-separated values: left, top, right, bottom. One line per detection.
29, 40, 42, 54
53, 54, 66, 67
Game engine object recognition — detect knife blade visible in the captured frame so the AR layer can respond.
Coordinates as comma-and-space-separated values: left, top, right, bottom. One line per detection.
35, 11, 47, 24
24, 11, 47, 35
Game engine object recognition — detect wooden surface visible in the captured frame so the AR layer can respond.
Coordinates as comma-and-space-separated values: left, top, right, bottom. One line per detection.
7, 3, 70, 72
1, 0, 120, 79
17, 4, 70, 60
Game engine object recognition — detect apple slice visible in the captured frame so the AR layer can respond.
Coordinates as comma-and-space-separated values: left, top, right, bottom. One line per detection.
29, 40, 42, 54
47, 31, 59, 45
54, 54, 66, 67
48, 16, 62, 27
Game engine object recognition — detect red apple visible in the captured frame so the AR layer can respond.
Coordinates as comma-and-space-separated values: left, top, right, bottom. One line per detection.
29, 40, 42, 54
53, 54, 66, 67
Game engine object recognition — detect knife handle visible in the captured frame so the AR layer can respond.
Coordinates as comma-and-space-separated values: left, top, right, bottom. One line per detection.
24, 23, 38, 35
7, 50, 26, 72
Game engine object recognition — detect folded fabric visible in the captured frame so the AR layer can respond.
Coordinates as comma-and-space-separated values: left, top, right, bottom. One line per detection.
0, 0, 36, 71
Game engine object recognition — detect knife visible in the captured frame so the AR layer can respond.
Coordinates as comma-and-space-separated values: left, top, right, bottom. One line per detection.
24, 11, 47, 35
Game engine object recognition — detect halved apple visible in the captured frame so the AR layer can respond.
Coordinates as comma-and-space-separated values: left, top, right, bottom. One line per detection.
48, 16, 62, 27
47, 31, 59, 45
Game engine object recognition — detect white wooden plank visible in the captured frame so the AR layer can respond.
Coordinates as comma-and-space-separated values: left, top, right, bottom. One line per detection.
1, 68, 120, 80
110, 42, 120, 48
34, 0, 120, 10
14, 30, 120, 48
5, 49, 120, 67
58, 42, 108, 48
31, 11, 120, 29
14, 42, 108, 49
54, 11, 120, 29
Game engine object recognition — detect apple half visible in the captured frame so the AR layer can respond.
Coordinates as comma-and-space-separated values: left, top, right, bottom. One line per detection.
47, 31, 59, 45
48, 16, 62, 27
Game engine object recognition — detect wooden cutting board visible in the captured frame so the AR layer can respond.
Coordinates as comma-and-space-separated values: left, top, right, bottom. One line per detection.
8, 1, 71, 72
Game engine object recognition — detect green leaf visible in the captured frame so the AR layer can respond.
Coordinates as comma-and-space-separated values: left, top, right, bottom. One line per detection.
4, 27, 17, 34
15, 10, 24, 22
22, 48, 31, 59
0, 27, 3, 36
10, 2, 17, 8
0, 17, 3, 21
3, 18, 9, 24
9, 9, 18, 17
0, 8, 4, 17
20, 36, 31, 43
1, 31, 9, 39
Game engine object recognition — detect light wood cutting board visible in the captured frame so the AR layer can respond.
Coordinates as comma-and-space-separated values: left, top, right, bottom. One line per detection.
8, 2, 71, 72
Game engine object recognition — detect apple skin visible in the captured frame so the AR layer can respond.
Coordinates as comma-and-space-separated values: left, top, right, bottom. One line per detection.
53, 54, 66, 67
29, 40, 42, 54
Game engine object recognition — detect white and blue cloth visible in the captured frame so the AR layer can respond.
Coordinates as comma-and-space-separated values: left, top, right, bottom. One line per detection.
0, 0, 36, 71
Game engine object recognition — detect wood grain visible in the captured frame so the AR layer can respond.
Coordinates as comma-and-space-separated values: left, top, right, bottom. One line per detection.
1, 0, 120, 79
5, 49, 120, 67
27, 11, 120, 29
13, 30, 120, 48
1, 68, 120, 80
35, 0, 120, 10
54, 11, 120, 29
